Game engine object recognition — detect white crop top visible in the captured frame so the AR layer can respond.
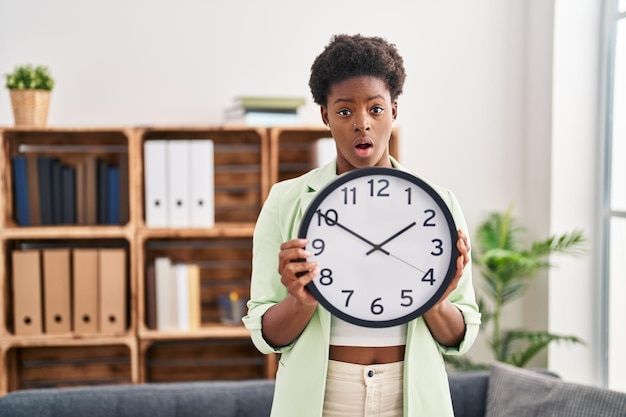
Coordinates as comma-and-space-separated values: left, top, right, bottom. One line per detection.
329, 315, 408, 347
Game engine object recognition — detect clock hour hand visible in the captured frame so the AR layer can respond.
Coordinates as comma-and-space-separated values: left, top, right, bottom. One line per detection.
315, 210, 390, 255
366, 222, 417, 255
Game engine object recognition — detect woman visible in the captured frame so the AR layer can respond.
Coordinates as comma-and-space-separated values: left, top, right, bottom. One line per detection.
243, 34, 481, 417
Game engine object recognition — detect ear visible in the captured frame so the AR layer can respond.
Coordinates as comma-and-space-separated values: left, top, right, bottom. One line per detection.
392, 101, 398, 122
320, 105, 330, 126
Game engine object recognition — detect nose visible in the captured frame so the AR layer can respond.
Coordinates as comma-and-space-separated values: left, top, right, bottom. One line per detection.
353, 115, 370, 131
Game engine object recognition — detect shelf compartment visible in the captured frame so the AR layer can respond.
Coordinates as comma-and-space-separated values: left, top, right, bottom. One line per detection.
139, 127, 269, 225
269, 125, 400, 184
142, 338, 266, 383
4, 344, 132, 392
141, 237, 252, 331
3, 238, 131, 337
0, 127, 131, 228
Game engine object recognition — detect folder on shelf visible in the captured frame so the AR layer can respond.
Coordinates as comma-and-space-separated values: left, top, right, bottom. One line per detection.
144, 140, 169, 227
11, 155, 30, 226
145, 262, 157, 329
155, 257, 177, 331
118, 153, 129, 224
12, 250, 43, 335
84, 155, 98, 225
26, 154, 41, 226
190, 140, 215, 228
175, 263, 190, 331
167, 140, 191, 228
72, 248, 99, 333
61, 165, 76, 224
51, 159, 63, 225
98, 248, 127, 334
37, 156, 54, 225
107, 165, 120, 225
42, 248, 72, 333
187, 263, 202, 330
97, 159, 109, 224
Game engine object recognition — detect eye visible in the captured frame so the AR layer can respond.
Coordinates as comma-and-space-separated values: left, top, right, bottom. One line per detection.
371, 105, 384, 114
336, 108, 351, 117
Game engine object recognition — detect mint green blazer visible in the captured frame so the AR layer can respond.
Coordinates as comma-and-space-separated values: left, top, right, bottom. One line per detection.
243, 158, 481, 417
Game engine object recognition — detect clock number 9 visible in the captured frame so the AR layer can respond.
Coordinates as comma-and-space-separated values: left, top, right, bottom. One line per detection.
311, 238, 325, 255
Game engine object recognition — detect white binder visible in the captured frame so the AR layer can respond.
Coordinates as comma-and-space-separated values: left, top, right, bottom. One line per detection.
144, 140, 169, 227
190, 140, 215, 228
175, 263, 190, 331
167, 140, 191, 228
155, 257, 177, 331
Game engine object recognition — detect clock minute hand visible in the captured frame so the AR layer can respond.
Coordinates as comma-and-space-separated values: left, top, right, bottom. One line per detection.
366, 221, 417, 256
316, 210, 390, 255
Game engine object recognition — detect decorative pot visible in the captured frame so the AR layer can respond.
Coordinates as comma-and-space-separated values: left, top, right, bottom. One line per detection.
9, 89, 51, 127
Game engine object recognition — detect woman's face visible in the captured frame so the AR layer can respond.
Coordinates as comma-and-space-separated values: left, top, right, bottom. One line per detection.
321, 76, 397, 175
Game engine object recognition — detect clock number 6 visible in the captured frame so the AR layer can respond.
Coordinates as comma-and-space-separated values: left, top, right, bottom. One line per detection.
371, 298, 384, 315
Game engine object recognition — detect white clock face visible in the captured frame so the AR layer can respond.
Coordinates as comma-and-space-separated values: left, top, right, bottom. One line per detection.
298, 167, 458, 328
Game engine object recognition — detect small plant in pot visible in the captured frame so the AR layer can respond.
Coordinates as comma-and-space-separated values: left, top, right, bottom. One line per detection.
4, 64, 55, 126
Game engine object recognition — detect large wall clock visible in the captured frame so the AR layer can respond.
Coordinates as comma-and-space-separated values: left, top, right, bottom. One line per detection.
298, 167, 458, 328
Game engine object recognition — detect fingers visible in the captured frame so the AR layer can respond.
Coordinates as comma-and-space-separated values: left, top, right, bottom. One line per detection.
278, 239, 319, 305
278, 238, 310, 275
456, 229, 470, 269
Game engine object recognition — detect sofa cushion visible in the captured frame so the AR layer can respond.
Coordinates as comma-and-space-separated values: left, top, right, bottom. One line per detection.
0, 379, 275, 417
449, 370, 489, 417
485, 361, 626, 417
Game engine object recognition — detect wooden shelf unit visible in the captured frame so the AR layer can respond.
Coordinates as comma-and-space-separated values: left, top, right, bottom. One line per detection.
0, 125, 399, 395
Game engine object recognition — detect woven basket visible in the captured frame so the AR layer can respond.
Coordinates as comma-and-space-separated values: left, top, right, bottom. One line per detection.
9, 89, 51, 126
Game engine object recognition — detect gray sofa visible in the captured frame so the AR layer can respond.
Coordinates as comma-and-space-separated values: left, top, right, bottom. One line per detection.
1, 362, 625, 417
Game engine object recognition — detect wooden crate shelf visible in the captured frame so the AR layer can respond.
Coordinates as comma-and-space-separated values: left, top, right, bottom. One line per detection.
0, 124, 400, 395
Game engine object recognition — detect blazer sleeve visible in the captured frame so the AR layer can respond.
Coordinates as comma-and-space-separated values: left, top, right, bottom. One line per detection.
438, 189, 481, 356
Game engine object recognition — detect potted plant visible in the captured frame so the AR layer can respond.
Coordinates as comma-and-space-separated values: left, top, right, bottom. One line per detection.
4, 64, 55, 126
447, 206, 587, 371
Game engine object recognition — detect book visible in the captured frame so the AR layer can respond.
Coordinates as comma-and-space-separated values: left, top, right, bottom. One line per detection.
26, 155, 41, 226
97, 159, 109, 224
11, 155, 30, 226
37, 156, 54, 225
84, 155, 98, 225
233, 96, 306, 111
107, 165, 120, 225
187, 263, 201, 330
145, 263, 157, 330
61, 165, 76, 224
224, 96, 305, 126
51, 159, 63, 224
175, 263, 190, 331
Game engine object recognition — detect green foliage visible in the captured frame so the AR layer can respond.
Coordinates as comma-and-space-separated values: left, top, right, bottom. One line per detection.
448, 205, 587, 371
5, 64, 55, 90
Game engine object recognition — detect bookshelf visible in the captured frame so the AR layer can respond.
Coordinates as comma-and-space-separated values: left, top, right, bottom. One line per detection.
0, 125, 399, 395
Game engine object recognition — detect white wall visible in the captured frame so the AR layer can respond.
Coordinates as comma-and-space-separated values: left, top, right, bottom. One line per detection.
0, 0, 604, 385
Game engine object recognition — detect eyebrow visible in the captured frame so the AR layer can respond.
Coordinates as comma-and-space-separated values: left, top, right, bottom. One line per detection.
332, 94, 386, 105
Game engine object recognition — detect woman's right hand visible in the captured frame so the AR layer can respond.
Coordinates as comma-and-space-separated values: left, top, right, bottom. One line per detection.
278, 238, 319, 307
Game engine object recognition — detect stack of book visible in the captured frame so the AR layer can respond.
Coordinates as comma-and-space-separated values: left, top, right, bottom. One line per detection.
224, 96, 306, 126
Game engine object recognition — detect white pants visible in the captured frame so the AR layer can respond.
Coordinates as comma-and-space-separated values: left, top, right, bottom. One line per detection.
323, 360, 403, 417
